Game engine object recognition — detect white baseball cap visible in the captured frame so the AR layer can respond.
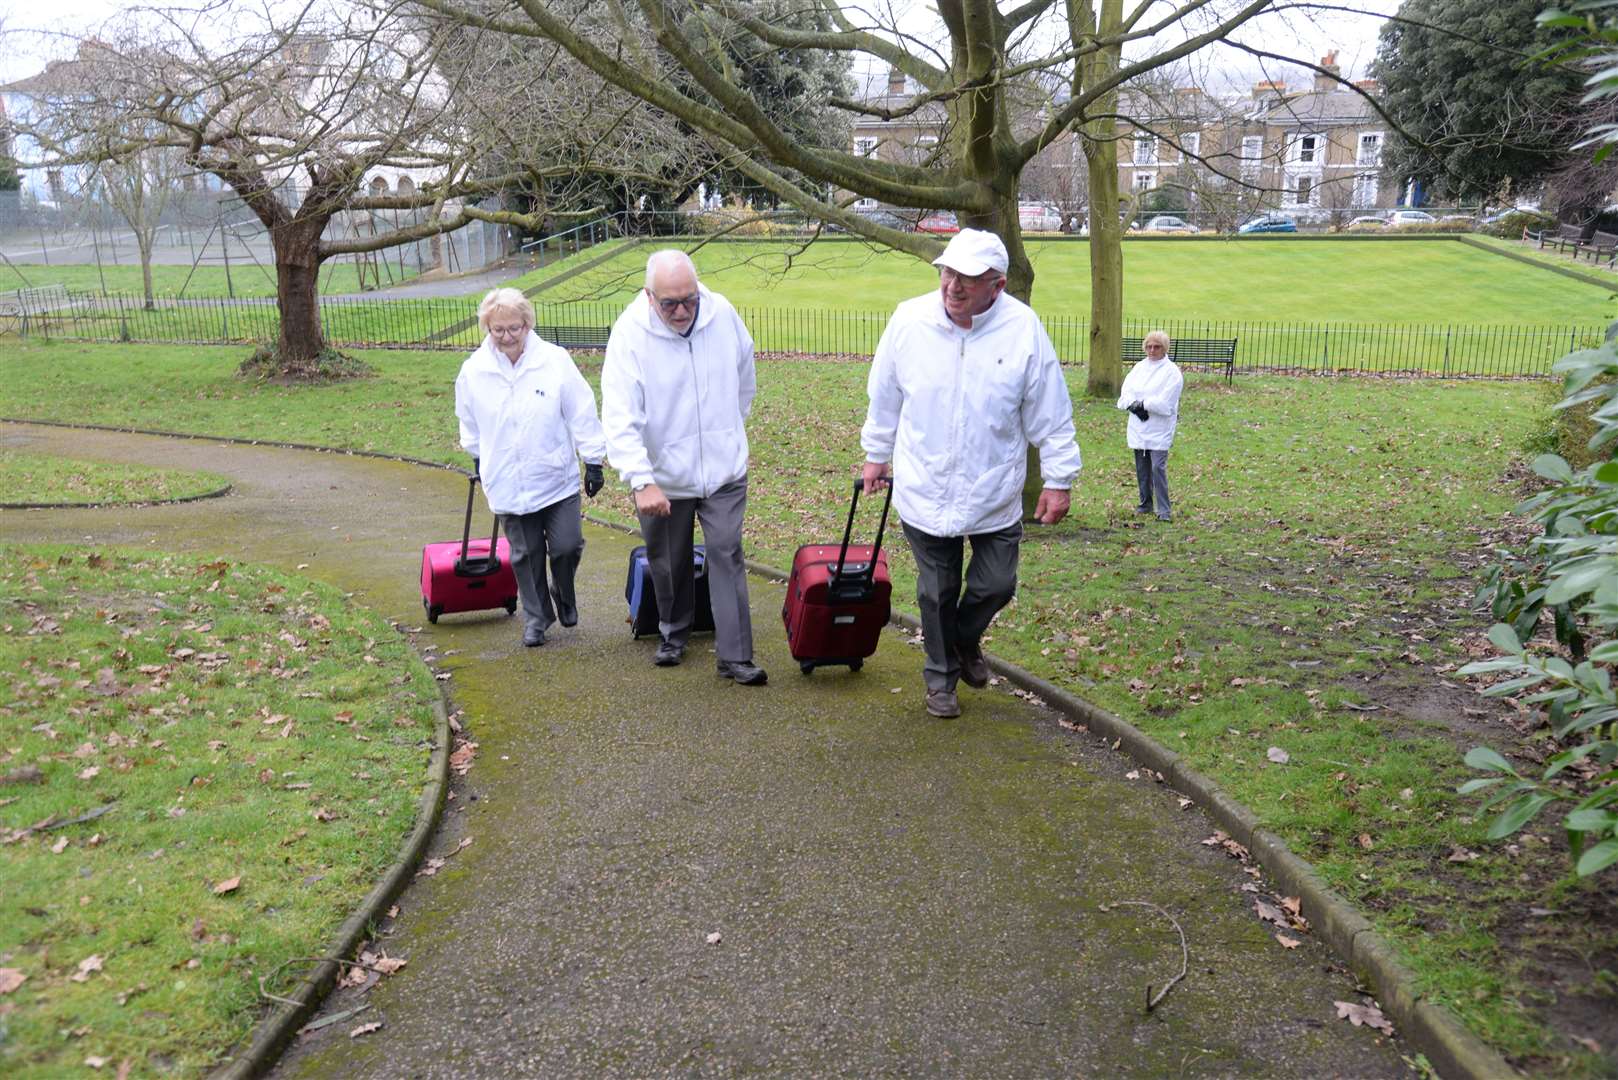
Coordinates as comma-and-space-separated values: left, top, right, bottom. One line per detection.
932, 228, 1009, 276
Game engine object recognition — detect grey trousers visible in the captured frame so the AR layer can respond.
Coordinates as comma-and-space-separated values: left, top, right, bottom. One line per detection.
638, 477, 754, 663
1134, 448, 1171, 518
902, 521, 1022, 693
500, 494, 584, 632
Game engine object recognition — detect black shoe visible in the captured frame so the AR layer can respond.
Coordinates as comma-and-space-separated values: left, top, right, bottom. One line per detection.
1134, 505, 1153, 515
956, 640, 990, 689
654, 639, 684, 666
551, 587, 578, 628
925, 689, 961, 718
718, 660, 768, 686
1156, 514, 1172, 523
522, 624, 546, 647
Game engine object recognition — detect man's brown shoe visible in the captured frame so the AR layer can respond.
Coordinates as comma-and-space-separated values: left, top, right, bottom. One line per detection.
925, 689, 961, 718
956, 641, 990, 689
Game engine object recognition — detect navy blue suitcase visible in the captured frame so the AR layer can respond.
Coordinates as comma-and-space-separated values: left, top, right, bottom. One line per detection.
626, 544, 715, 638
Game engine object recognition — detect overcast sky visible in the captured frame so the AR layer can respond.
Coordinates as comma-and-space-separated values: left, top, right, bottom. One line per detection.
4, 0, 1399, 92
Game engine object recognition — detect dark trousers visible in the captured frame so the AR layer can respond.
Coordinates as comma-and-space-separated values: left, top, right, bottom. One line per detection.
902, 521, 1022, 692
637, 477, 754, 663
1134, 448, 1171, 518
501, 494, 584, 632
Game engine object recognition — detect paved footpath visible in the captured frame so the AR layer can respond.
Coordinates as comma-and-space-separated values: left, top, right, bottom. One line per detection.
2, 421, 1412, 1078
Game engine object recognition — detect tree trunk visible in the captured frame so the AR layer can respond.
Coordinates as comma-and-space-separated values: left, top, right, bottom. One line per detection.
1081, 10, 1125, 400
272, 225, 328, 372
136, 231, 156, 311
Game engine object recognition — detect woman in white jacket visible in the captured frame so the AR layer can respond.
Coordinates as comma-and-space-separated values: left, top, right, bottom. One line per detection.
455, 288, 608, 647
1117, 329, 1184, 522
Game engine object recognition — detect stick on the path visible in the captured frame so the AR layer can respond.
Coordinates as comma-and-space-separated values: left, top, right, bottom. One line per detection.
1105, 900, 1189, 1012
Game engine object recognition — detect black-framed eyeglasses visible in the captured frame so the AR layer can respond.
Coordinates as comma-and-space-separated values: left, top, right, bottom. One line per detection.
656, 294, 699, 313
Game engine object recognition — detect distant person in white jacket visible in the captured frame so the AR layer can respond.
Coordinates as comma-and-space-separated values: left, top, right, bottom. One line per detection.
861, 229, 1084, 719
1117, 330, 1184, 522
601, 250, 767, 686
455, 288, 607, 648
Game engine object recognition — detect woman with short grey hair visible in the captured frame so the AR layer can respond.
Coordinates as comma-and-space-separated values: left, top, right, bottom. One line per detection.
1117, 329, 1184, 522
455, 287, 608, 646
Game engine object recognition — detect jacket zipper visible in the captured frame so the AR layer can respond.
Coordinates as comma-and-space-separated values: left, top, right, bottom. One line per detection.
687, 338, 709, 498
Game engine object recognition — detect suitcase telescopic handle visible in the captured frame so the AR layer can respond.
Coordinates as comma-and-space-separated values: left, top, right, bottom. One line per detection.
833, 477, 892, 590
459, 474, 501, 572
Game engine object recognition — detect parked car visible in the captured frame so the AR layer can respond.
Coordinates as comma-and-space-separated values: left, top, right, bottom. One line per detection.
1388, 210, 1437, 227
1347, 215, 1388, 229
1440, 214, 1476, 224
1142, 215, 1198, 234
1018, 202, 1063, 232
916, 211, 960, 234
1480, 206, 1540, 226
1237, 214, 1296, 234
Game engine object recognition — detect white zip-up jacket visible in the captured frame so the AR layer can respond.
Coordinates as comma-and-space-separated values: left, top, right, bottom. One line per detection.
1117, 356, 1183, 450
600, 284, 756, 499
455, 332, 608, 516
862, 290, 1084, 537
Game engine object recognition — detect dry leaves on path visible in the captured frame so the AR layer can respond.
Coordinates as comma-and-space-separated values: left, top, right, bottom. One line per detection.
349, 1021, 382, 1038
1335, 999, 1395, 1035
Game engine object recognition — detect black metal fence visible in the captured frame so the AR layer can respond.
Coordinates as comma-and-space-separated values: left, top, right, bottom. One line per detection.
3, 287, 1597, 378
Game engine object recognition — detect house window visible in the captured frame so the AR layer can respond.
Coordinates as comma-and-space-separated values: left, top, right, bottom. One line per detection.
855, 197, 877, 209
1288, 176, 1314, 206
1133, 171, 1156, 193
1133, 135, 1157, 166
1352, 173, 1378, 208
1357, 132, 1383, 167
854, 137, 877, 157
1294, 134, 1321, 164
1181, 132, 1200, 160
1240, 135, 1263, 177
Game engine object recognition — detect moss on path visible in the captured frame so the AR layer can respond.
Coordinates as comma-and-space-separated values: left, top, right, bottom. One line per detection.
0, 421, 1412, 1077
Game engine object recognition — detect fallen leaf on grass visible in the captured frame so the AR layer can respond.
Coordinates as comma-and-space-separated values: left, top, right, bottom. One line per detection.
85, 1056, 108, 1069
212, 876, 241, 895
349, 1021, 382, 1038
1334, 999, 1394, 1035
1266, 746, 1290, 764
0, 969, 25, 994
1447, 847, 1481, 863
51, 836, 69, 854
78, 766, 100, 781
313, 808, 337, 822
1276, 934, 1302, 949
1357, 833, 1375, 851
71, 955, 104, 982
1574, 1036, 1602, 1054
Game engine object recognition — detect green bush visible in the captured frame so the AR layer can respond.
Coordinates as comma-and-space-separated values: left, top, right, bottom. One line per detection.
1480, 209, 1557, 239
1462, 325, 1618, 877
1393, 219, 1477, 234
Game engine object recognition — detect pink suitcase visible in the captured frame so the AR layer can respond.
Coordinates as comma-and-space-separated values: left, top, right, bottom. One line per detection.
421, 475, 519, 623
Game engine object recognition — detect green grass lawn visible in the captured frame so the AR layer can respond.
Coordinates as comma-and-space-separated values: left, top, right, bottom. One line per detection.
1, 340, 1610, 1074
0, 261, 420, 301
537, 236, 1618, 325
0, 451, 228, 505
0, 545, 438, 1077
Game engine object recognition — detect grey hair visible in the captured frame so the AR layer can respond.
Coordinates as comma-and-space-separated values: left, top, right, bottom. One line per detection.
477, 287, 534, 333
644, 249, 698, 290
1143, 329, 1171, 352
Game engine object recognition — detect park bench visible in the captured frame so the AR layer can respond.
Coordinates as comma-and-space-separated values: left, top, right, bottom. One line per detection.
1539, 223, 1586, 254
0, 284, 79, 335
1123, 335, 1236, 385
535, 325, 612, 349
1578, 230, 1618, 266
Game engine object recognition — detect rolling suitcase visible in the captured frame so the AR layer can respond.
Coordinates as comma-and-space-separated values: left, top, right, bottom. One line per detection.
420, 475, 519, 624
625, 544, 715, 638
782, 478, 893, 675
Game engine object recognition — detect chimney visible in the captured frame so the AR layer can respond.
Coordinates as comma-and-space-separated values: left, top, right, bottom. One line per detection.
1354, 78, 1380, 94
887, 67, 906, 97
1314, 50, 1341, 93
1252, 80, 1287, 102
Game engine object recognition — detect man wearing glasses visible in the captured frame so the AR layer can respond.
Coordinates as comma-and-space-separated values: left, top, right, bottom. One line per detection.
861, 229, 1083, 719
601, 249, 767, 685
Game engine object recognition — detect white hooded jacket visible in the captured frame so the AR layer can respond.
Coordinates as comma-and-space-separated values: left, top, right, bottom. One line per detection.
455, 332, 608, 516
861, 290, 1083, 537
600, 284, 756, 499
1117, 356, 1183, 451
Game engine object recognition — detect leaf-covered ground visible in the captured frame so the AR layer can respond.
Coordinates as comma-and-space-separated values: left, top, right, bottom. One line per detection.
0, 546, 437, 1077
0, 451, 228, 506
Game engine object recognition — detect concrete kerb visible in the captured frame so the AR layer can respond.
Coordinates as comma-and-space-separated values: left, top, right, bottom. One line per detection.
209, 695, 452, 1080
0, 482, 233, 510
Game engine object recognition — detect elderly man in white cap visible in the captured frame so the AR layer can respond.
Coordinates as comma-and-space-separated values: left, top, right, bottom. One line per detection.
860, 228, 1083, 719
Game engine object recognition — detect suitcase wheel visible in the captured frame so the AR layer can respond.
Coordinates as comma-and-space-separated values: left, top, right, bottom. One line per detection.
849, 659, 863, 672
425, 598, 442, 624
505, 598, 518, 615
800, 661, 815, 676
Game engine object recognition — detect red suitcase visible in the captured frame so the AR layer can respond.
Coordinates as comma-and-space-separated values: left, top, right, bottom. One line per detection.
782, 478, 893, 675
421, 475, 519, 624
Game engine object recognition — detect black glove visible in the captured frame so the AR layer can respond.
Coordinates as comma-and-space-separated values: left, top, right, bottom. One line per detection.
1130, 401, 1149, 421
584, 462, 604, 498
471, 455, 480, 477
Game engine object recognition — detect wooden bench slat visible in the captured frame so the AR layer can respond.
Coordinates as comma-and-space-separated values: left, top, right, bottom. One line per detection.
1120, 335, 1236, 384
